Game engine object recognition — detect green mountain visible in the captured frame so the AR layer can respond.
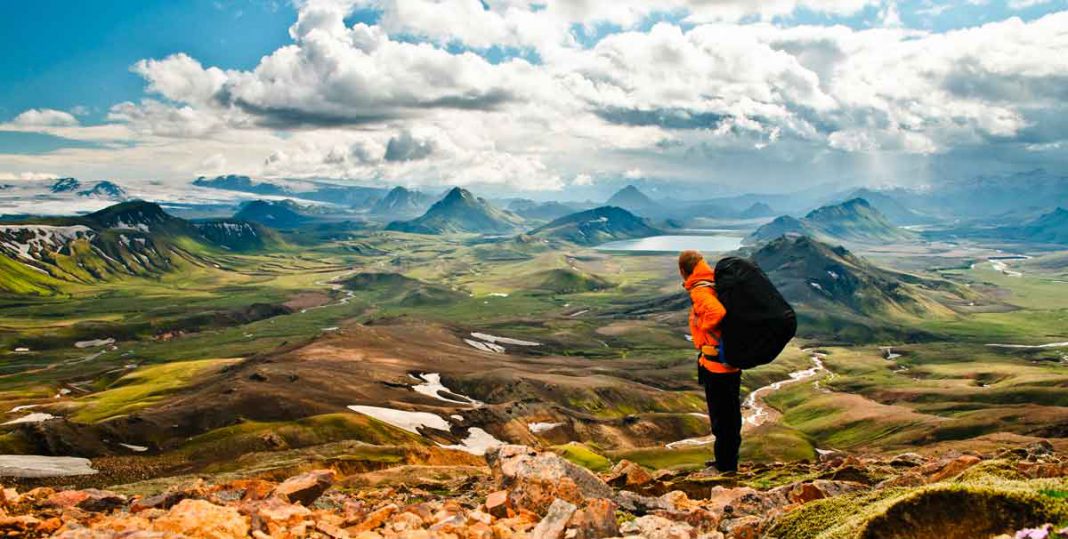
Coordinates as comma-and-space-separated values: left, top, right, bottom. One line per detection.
529, 206, 660, 246
0, 201, 277, 294
385, 187, 522, 235
751, 235, 961, 337
234, 200, 311, 229
747, 198, 913, 245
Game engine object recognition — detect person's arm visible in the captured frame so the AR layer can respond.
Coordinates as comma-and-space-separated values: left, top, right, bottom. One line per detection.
692, 287, 726, 334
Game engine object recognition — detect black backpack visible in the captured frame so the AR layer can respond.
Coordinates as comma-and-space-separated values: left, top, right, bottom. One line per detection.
713, 256, 796, 369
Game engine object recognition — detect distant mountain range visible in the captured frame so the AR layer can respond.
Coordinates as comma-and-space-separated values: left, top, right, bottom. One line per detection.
507, 199, 585, 222
946, 207, 1068, 246
194, 175, 387, 208
369, 187, 433, 219
0, 201, 276, 294
234, 200, 313, 229
386, 187, 523, 234
530, 206, 660, 246
747, 198, 914, 245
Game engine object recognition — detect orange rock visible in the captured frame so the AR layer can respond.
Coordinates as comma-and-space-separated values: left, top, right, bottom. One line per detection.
926, 455, 981, 483
529, 498, 576, 539
1016, 461, 1067, 479
390, 511, 425, 532
604, 460, 654, 491
151, 498, 250, 539
316, 520, 351, 538
272, 469, 335, 506
255, 496, 313, 536
465, 521, 494, 539
485, 490, 510, 519
350, 504, 398, 533
567, 499, 618, 539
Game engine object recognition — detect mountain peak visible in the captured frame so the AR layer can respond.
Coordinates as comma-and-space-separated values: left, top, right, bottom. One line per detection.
386, 187, 521, 235
85, 200, 173, 230
50, 178, 82, 193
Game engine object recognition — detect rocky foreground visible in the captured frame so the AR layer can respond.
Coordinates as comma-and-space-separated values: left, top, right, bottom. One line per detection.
1, 442, 1067, 538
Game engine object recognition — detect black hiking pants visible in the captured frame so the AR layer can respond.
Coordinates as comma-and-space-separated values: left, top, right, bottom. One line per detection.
703, 370, 742, 472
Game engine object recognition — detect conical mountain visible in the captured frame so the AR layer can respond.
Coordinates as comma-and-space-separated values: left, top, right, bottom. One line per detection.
370, 186, 432, 219
752, 235, 958, 321
385, 187, 522, 234
605, 185, 662, 216
530, 206, 660, 245
85, 200, 177, 231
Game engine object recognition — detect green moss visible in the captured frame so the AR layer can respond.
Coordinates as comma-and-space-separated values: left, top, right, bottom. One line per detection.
770, 478, 1068, 539
553, 442, 613, 472
70, 358, 241, 423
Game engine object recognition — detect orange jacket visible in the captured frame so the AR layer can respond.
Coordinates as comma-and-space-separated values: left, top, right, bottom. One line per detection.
685, 259, 739, 374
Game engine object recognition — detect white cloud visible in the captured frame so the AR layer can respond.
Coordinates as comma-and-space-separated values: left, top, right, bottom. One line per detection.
11, 109, 80, 127
2, 1, 1065, 193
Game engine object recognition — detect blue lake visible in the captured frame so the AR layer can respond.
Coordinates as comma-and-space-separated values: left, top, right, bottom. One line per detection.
596, 234, 744, 253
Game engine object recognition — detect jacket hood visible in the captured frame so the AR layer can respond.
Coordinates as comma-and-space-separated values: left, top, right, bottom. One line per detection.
684, 258, 715, 290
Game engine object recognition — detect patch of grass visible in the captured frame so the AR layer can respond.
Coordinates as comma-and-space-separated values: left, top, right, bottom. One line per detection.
553, 442, 613, 472
606, 445, 709, 472
70, 358, 241, 423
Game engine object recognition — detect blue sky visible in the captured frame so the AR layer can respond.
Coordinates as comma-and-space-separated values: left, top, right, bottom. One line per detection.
0, 0, 295, 124
0, 0, 1065, 193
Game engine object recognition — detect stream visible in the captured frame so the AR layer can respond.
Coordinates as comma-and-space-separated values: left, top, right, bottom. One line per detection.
666, 350, 827, 449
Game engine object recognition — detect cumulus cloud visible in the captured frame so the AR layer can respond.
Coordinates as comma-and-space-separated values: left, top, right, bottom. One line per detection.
11, 109, 80, 127
3, 0, 1064, 192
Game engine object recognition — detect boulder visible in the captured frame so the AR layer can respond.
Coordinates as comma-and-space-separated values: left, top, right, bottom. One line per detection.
787, 480, 868, 504
604, 460, 654, 491
47, 489, 126, 512
530, 498, 577, 539
924, 455, 981, 483
253, 496, 313, 536
889, 453, 926, 468
485, 490, 511, 519
151, 499, 250, 538
619, 515, 693, 539
271, 469, 334, 506
349, 504, 398, 533
568, 499, 619, 539
131, 490, 190, 512
721, 515, 763, 539
487, 445, 612, 514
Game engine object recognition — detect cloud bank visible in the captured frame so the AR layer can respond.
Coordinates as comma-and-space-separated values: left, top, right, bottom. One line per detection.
1, 0, 1065, 192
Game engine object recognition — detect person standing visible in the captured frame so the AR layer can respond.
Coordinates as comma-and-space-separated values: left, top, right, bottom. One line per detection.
679, 250, 742, 473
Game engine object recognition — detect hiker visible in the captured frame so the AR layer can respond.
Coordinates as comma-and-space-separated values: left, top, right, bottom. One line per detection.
680, 249, 741, 473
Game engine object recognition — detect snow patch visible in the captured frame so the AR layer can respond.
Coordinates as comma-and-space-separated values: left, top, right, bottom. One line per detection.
0, 455, 97, 478
987, 342, 1068, 349
75, 338, 115, 349
442, 427, 504, 456
470, 333, 541, 347
118, 443, 148, 453
410, 373, 483, 407
464, 339, 505, 354
3, 413, 56, 425
347, 405, 451, 434
528, 422, 563, 434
